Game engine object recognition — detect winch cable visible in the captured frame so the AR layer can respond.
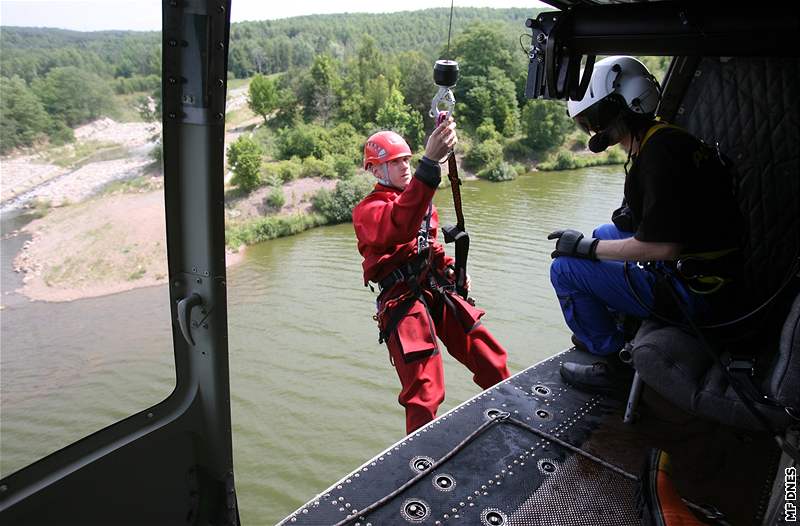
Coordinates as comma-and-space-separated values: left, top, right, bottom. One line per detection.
446, 0, 454, 58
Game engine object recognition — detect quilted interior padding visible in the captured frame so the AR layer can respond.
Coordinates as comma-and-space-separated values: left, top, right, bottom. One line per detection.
674, 57, 800, 303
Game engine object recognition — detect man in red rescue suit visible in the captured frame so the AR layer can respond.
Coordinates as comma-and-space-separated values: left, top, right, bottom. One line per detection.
352, 121, 510, 434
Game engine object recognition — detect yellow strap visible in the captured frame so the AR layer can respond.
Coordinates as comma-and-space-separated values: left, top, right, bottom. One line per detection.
640, 122, 685, 151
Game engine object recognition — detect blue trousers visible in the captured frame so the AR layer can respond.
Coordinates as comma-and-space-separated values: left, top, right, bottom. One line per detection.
550, 224, 700, 356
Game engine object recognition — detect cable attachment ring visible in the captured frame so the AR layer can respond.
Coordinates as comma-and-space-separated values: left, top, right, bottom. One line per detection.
430, 59, 459, 121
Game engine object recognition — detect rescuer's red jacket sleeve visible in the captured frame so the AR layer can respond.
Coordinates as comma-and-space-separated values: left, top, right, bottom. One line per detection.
353, 161, 441, 249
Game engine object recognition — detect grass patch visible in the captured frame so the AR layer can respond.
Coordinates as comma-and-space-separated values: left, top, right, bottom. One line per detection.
537, 146, 626, 171
26, 198, 54, 219
128, 266, 146, 281
226, 77, 251, 91
225, 212, 328, 249
97, 175, 162, 196
43, 140, 130, 169
43, 255, 84, 286
226, 107, 259, 130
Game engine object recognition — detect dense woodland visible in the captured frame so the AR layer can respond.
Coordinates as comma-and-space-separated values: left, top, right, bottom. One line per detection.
1, 7, 669, 202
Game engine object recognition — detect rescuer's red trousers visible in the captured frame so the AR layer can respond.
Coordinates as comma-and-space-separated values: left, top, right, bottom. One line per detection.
384, 289, 510, 434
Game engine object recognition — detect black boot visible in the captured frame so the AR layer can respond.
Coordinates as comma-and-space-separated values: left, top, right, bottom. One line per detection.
560, 344, 633, 393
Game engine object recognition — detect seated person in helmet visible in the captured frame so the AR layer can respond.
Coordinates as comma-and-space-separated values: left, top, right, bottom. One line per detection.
352, 120, 510, 434
548, 56, 743, 391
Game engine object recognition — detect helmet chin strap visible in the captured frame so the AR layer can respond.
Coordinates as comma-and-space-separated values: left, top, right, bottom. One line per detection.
375, 163, 397, 188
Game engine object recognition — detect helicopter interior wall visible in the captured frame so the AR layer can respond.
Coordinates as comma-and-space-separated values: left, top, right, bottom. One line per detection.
673, 56, 800, 302
629, 57, 800, 432
1, 426, 196, 525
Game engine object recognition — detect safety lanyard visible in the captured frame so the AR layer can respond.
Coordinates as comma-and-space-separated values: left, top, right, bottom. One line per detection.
417, 201, 433, 254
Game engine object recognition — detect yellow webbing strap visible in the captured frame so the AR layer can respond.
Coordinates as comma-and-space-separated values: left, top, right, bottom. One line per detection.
639, 122, 685, 151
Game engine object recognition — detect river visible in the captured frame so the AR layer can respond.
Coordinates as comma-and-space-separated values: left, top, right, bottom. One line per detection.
0, 165, 624, 524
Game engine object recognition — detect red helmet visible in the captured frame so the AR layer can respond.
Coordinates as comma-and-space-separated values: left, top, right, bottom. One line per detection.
363, 131, 412, 170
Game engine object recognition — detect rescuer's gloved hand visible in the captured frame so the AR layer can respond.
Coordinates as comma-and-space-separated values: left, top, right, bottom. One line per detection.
548, 229, 599, 260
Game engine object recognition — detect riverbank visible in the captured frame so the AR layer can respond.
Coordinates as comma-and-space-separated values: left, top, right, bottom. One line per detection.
2, 106, 619, 304
7, 173, 337, 303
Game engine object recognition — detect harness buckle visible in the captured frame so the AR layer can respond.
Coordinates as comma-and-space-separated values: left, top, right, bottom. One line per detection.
726, 357, 755, 377
676, 257, 703, 280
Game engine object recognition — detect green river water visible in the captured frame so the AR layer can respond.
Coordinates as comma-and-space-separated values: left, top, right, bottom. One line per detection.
0, 165, 624, 524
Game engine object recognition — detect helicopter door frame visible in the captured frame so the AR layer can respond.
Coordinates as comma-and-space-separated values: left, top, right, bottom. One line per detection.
0, 2, 239, 524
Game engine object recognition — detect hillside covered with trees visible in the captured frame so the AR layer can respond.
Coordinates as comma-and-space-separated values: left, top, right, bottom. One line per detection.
2, 8, 669, 246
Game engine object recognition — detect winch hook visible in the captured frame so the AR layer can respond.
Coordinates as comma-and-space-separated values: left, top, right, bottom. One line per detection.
430, 60, 459, 123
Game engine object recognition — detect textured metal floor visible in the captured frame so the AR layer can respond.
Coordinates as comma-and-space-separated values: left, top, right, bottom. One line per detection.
279, 348, 779, 525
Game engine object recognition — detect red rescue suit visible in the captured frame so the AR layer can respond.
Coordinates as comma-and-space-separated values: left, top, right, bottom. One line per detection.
353, 165, 510, 434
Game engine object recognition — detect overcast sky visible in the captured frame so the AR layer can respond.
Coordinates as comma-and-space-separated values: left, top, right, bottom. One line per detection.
0, 0, 550, 32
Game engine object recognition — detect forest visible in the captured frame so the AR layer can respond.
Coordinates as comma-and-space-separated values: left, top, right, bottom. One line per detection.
1, 7, 669, 239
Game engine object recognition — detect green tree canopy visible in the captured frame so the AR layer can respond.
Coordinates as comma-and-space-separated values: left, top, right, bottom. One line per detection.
375, 87, 425, 150
521, 100, 574, 153
32, 66, 114, 127
0, 75, 53, 153
227, 136, 263, 193
248, 73, 280, 124
300, 54, 341, 124
459, 66, 519, 136
448, 22, 519, 81
396, 51, 435, 128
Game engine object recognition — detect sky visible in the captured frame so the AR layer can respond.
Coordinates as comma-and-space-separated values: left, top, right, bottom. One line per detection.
0, 0, 551, 32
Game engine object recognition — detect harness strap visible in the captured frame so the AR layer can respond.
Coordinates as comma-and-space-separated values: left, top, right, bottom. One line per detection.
640, 122, 684, 150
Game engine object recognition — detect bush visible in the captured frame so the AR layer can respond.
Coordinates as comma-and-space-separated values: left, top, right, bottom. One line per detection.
475, 119, 501, 142
478, 161, 517, 182
301, 156, 337, 179
554, 150, 577, 170
502, 138, 533, 161
226, 213, 328, 248
332, 153, 357, 179
536, 147, 626, 171
327, 122, 363, 161
227, 136, 263, 192
312, 174, 374, 224
252, 125, 278, 158
265, 158, 303, 183
266, 187, 286, 209
276, 122, 325, 159
521, 99, 574, 153
463, 139, 503, 171
150, 140, 162, 165
606, 146, 627, 164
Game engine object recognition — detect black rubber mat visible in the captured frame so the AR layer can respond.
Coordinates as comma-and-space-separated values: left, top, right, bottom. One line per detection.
279, 348, 778, 525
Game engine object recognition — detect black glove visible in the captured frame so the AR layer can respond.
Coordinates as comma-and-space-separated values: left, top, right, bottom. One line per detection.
548, 229, 599, 260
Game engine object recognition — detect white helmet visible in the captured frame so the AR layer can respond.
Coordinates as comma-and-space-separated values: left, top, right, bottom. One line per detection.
567, 56, 660, 134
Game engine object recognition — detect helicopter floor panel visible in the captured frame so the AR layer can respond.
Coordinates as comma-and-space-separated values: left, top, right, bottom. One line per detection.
280, 348, 779, 525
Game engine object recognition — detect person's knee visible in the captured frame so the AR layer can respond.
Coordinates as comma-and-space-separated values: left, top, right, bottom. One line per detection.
592, 223, 617, 239
550, 256, 585, 289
